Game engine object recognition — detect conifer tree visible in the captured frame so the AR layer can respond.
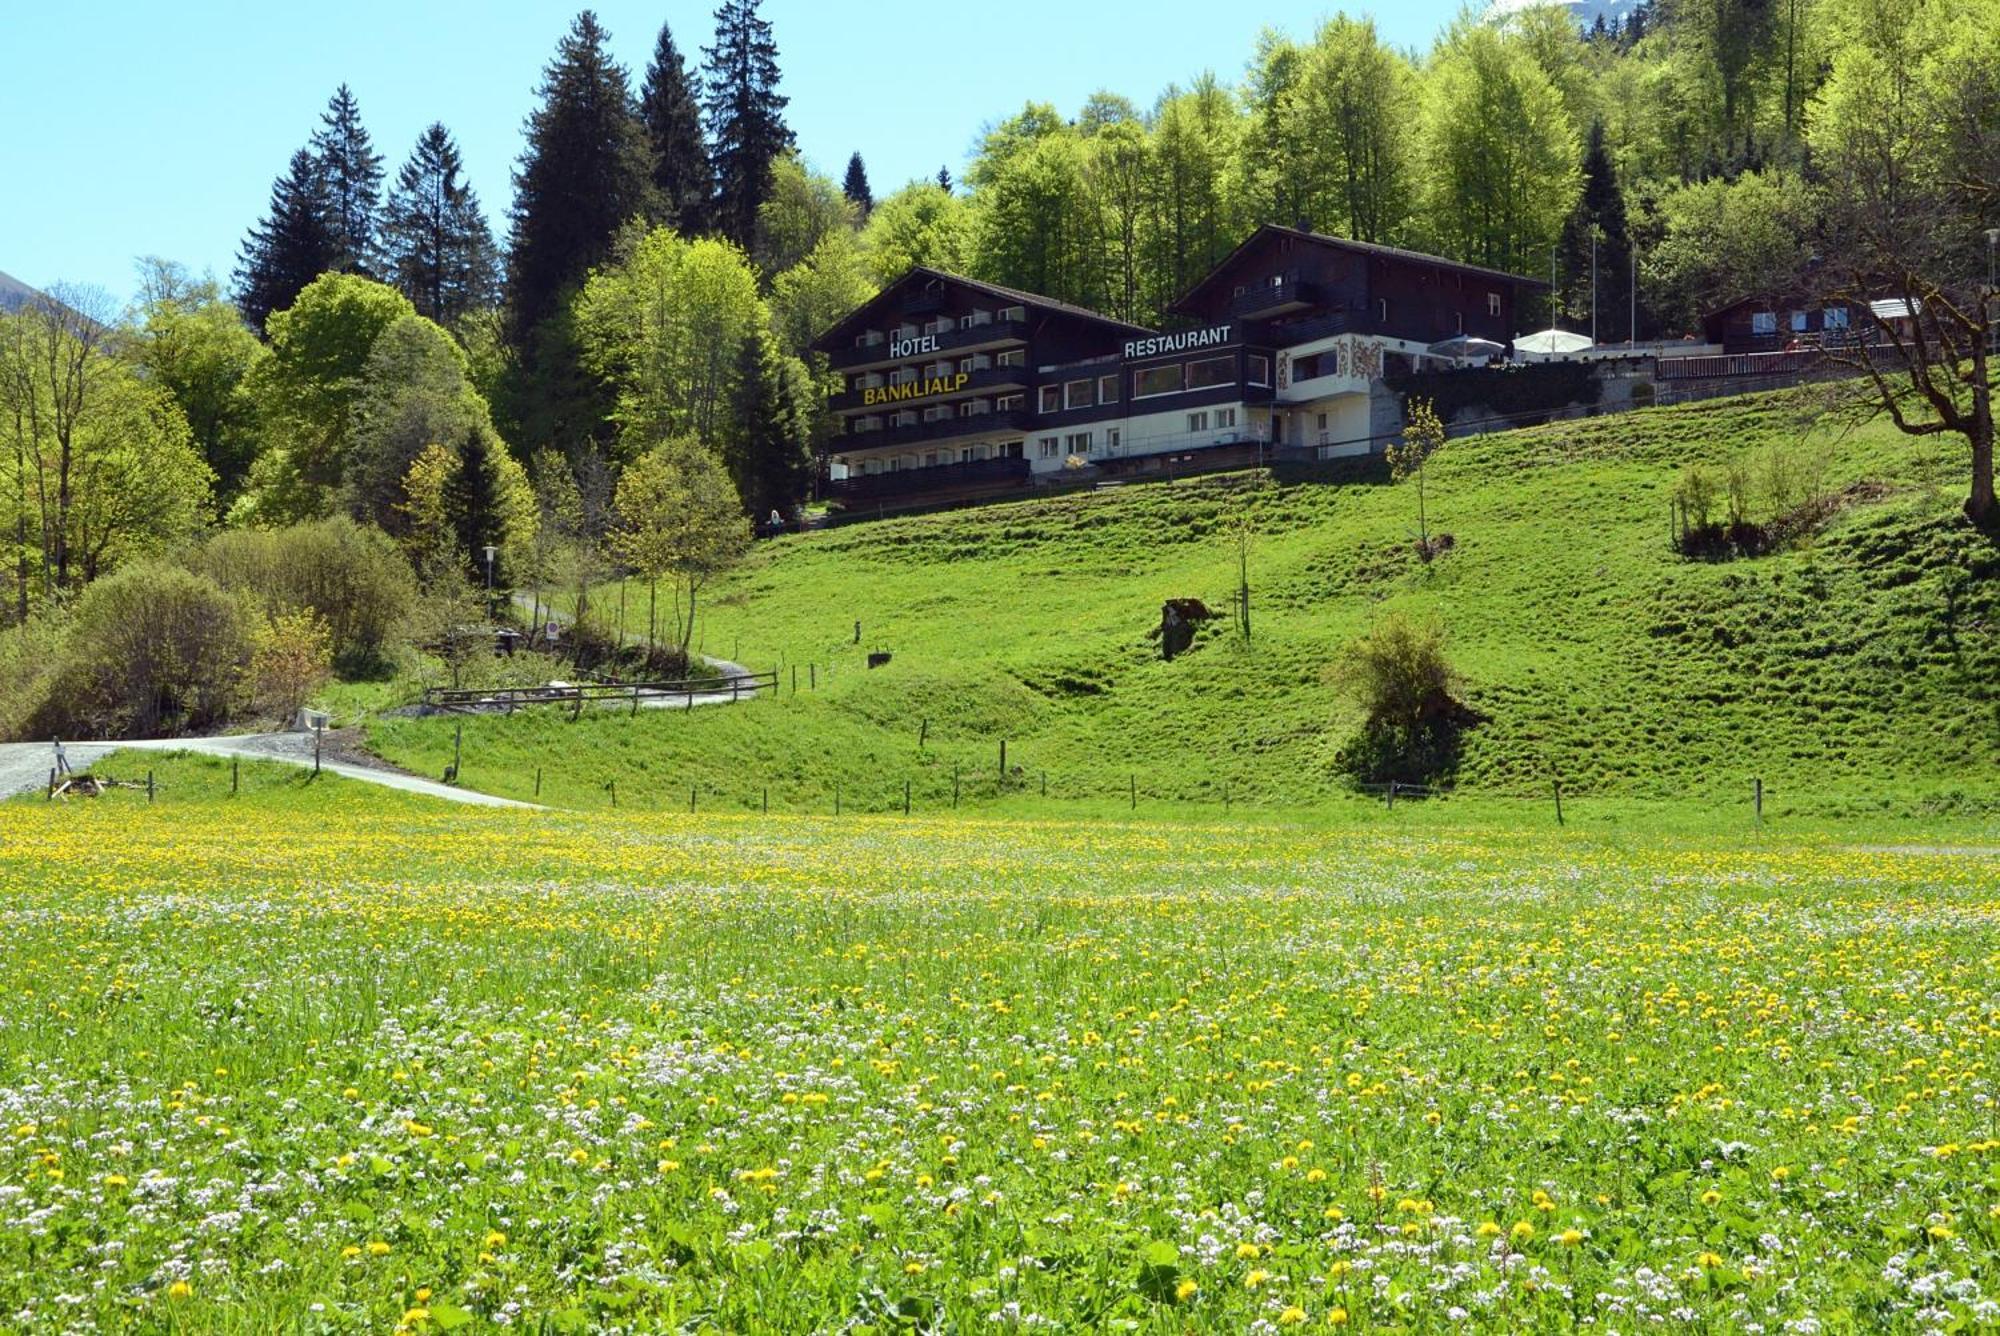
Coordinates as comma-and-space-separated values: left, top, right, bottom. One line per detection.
702, 0, 793, 251
843, 152, 873, 216
380, 123, 500, 327
448, 424, 505, 583
506, 10, 655, 341
312, 85, 384, 276
724, 328, 812, 523
1558, 121, 1633, 340
641, 20, 714, 232
937, 165, 953, 192
235, 149, 337, 333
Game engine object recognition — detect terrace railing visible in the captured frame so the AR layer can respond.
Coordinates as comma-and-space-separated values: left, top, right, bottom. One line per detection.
420, 670, 777, 714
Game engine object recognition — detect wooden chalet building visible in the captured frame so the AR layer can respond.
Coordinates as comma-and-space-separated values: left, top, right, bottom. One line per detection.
813, 225, 1545, 508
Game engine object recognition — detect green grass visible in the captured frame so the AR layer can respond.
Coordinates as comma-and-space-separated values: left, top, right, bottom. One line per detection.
1, 773, 1995, 1330
370, 388, 1998, 822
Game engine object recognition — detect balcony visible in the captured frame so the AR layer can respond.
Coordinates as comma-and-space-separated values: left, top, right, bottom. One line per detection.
829, 364, 1031, 414
1233, 274, 1320, 320
832, 408, 1036, 454
898, 286, 949, 315
828, 319, 1031, 372
826, 455, 1032, 503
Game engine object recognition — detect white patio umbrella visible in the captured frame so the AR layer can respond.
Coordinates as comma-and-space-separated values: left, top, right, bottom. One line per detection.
1514, 328, 1594, 356
1426, 335, 1509, 361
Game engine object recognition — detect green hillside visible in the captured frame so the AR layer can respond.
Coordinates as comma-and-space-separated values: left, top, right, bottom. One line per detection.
368, 389, 1998, 820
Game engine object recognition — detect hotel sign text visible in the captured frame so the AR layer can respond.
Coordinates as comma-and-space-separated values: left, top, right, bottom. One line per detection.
1124, 324, 1234, 361
862, 372, 970, 407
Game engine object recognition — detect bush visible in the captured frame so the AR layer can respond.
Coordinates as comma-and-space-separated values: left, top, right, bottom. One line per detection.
32, 563, 251, 738
0, 616, 70, 742
193, 517, 415, 670
250, 610, 333, 723
1333, 612, 1478, 785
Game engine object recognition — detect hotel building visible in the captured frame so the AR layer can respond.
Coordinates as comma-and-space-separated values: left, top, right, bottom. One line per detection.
814, 225, 1545, 507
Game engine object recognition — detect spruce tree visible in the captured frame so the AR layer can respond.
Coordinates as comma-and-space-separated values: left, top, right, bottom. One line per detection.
1558, 121, 1634, 340
724, 329, 811, 522
936, 165, 953, 192
843, 152, 873, 216
506, 10, 655, 342
312, 85, 384, 275
641, 20, 714, 232
381, 123, 500, 327
449, 425, 505, 584
235, 148, 337, 333
702, 0, 793, 251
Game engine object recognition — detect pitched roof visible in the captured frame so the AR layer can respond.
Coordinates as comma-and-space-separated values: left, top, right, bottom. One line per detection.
1170, 224, 1549, 316
811, 266, 1154, 352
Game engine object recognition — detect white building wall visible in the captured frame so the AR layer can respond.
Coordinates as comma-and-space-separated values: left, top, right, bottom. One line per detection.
1022, 400, 1271, 474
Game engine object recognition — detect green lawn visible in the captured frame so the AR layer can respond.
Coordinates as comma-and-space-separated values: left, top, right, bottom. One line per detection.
1, 768, 1994, 1330
369, 388, 1999, 820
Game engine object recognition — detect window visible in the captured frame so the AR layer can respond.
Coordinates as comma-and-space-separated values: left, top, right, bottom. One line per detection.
1790, 310, 1809, 332
924, 452, 940, 467
891, 366, 918, 385
1455, 312, 1465, 335
1247, 355, 1270, 387
1134, 364, 1185, 398
1377, 298, 1389, 323
1291, 352, 1322, 381
1823, 306, 1851, 330
1065, 431, 1093, 454
1315, 412, 1328, 432
1107, 428, 1120, 450
995, 393, 1024, 412
1187, 412, 1209, 432
1038, 436, 1060, 459
1039, 386, 1061, 413
1216, 408, 1237, 429
1002, 440, 1024, 459
923, 317, 951, 336
959, 399, 990, 417
959, 448, 974, 463
923, 405, 951, 422
1099, 374, 1119, 404
1065, 380, 1094, 410
996, 349, 1026, 368
1487, 292, 1502, 317
998, 305, 1026, 322
1751, 311, 1778, 335
1188, 356, 1234, 390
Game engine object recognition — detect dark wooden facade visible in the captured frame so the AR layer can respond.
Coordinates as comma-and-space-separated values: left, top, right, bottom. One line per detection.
1171, 225, 1542, 348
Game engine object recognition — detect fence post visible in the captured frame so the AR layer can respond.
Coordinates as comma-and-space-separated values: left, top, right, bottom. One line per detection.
46, 767, 54, 801
792, 664, 798, 695
534, 766, 542, 799
452, 723, 461, 780
835, 783, 841, 816
631, 684, 641, 716
1754, 778, 1763, 824
690, 784, 697, 814
1130, 774, 1136, 811
810, 663, 816, 691
952, 764, 959, 808
232, 757, 239, 796
1041, 770, 1047, 797
904, 780, 911, 815
607, 779, 617, 808
1224, 783, 1230, 812
762, 786, 768, 814
1553, 779, 1564, 826
919, 717, 928, 750
316, 726, 324, 776
854, 620, 861, 645
999, 739, 1006, 781
1386, 781, 1396, 809
147, 770, 155, 804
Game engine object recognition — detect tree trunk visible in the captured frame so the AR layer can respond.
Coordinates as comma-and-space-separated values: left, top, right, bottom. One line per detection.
1970, 342, 1995, 527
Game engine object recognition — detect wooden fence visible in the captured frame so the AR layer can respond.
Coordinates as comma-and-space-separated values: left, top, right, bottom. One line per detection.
420, 670, 778, 714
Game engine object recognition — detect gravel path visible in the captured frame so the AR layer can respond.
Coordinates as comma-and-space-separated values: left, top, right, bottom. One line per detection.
0, 734, 540, 808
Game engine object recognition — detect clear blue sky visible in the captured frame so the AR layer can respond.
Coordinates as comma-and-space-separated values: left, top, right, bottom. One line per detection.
0, 1, 1460, 307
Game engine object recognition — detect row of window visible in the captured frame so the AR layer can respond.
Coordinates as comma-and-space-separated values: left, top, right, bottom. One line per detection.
861, 441, 1027, 474
851, 305, 1030, 350
1029, 409, 1241, 460
1748, 307, 1850, 335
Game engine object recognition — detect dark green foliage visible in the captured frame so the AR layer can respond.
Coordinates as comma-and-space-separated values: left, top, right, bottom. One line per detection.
505, 11, 655, 341
702, 0, 793, 251
379, 123, 500, 327
723, 330, 812, 522
640, 21, 713, 233
235, 149, 336, 333
1559, 122, 1635, 341
312, 84, 384, 276
1386, 361, 1601, 423
936, 166, 952, 192
842, 152, 872, 214
449, 425, 505, 584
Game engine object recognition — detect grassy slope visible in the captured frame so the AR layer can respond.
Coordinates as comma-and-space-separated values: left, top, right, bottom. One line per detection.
370, 389, 1999, 820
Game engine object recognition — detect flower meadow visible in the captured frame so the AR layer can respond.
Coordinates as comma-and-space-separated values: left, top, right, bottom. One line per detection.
1, 790, 1997, 1333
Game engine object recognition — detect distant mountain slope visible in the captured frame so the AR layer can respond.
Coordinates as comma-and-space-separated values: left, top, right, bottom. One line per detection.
0, 271, 43, 315
1487, 0, 1642, 30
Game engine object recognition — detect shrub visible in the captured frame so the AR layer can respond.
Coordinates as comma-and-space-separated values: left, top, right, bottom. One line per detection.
1333, 612, 1477, 784
194, 517, 415, 670
34, 563, 251, 738
0, 615, 70, 742
250, 610, 333, 723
